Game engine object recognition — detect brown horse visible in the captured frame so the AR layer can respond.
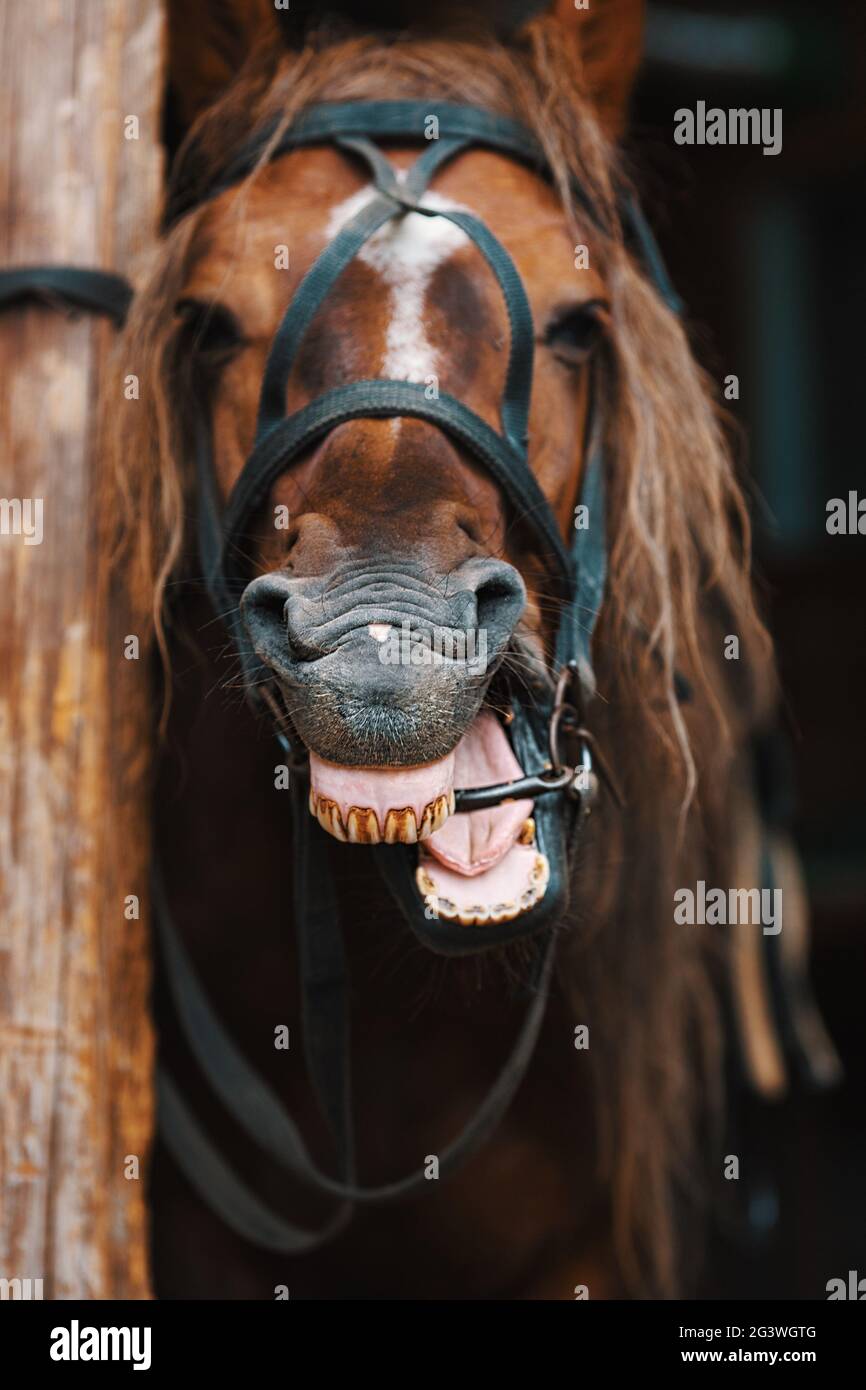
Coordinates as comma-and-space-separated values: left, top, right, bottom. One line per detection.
108, 1, 779, 1298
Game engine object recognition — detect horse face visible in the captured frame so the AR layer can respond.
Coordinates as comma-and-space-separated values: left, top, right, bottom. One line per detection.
179, 143, 608, 886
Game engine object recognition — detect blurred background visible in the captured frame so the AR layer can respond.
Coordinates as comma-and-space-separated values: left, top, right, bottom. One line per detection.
629, 0, 865, 1298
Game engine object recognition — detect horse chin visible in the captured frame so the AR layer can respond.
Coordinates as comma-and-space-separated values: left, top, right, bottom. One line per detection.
307, 707, 550, 926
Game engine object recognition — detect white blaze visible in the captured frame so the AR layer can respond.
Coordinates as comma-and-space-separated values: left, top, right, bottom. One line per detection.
325, 182, 470, 383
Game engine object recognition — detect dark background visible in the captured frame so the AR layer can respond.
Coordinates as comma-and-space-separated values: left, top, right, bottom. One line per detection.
630, 0, 865, 1298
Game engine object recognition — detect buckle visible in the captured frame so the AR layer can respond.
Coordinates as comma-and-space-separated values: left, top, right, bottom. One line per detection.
452, 663, 623, 814
547, 660, 624, 811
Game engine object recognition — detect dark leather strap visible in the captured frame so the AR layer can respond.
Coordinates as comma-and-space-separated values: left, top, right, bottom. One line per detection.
621, 192, 683, 317
192, 125, 556, 716
255, 141, 536, 452
0, 265, 132, 325
555, 383, 607, 703
168, 101, 555, 229
158, 1072, 352, 1254
292, 782, 356, 1182
155, 848, 558, 1246
254, 189, 405, 441
224, 381, 571, 599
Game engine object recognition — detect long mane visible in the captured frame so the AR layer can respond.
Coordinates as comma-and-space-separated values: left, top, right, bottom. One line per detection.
104, 14, 776, 1293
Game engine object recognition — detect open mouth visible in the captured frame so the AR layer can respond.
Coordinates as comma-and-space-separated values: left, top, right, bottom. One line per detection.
308, 709, 550, 926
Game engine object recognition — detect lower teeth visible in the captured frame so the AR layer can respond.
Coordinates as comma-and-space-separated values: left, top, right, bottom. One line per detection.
416, 853, 550, 927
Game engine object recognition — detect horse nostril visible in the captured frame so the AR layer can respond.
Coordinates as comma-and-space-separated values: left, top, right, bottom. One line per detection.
240, 573, 296, 664
243, 575, 288, 621
452, 558, 526, 652
476, 572, 518, 613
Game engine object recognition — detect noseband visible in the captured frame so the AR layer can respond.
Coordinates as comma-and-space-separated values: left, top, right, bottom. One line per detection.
0, 99, 688, 1255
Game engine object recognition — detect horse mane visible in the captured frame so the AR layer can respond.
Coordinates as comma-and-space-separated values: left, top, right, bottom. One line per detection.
103, 14, 776, 1294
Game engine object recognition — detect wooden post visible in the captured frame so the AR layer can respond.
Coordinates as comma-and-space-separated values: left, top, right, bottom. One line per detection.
0, 0, 164, 1299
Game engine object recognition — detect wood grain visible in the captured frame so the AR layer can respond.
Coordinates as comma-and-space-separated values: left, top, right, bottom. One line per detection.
0, 0, 164, 1299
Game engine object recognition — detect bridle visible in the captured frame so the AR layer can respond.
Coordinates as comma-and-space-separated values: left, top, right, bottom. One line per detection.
0, 97, 749, 1256
148, 99, 688, 1249
181, 100, 677, 953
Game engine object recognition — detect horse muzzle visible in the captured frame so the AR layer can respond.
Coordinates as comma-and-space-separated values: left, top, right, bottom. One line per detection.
241, 553, 569, 926
240, 552, 525, 765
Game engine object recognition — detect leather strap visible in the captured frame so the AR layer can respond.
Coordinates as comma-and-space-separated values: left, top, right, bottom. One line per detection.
158, 1072, 352, 1254
254, 144, 536, 452
167, 101, 559, 228
555, 382, 607, 703
155, 849, 558, 1246
0, 265, 132, 325
171, 102, 687, 753
224, 381, 571, 598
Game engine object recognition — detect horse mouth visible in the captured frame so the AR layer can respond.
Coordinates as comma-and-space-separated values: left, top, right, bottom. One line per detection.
307, 708, 550, 926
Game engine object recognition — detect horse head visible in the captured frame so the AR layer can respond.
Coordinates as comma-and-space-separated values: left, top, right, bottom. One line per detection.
143, 0, 683, 933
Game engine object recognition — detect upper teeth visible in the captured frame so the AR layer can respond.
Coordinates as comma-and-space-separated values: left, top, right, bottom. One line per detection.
308, 789, 455, 844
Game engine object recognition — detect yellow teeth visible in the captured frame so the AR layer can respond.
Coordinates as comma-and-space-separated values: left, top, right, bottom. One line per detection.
346, 807, 380, 844
416, 866, 438, 895
418, 791, 454, 840
517, 818, 536, 846
384, 808, 417, 844
309, 790, 454, 845
310, 794, 347, 842
416, 853, 550, 927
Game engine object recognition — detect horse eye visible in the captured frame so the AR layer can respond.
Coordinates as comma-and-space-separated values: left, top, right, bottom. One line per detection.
175, 298, 245, 364
543, 301, 608, 367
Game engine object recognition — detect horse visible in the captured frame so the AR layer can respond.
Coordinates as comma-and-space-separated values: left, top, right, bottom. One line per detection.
106, 0, 781, 1298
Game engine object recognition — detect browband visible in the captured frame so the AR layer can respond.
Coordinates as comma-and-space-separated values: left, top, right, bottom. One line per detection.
169, 100, 585, 229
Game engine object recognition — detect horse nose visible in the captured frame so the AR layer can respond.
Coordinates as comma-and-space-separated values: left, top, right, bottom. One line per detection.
241, 555, 525, 765
240, 555, 526, 672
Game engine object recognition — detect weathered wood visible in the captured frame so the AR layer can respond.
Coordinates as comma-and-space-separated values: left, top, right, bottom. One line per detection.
0, 0, 164, 1299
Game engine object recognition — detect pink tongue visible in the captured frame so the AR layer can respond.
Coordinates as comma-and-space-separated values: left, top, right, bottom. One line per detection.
426, 712, 532, 876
